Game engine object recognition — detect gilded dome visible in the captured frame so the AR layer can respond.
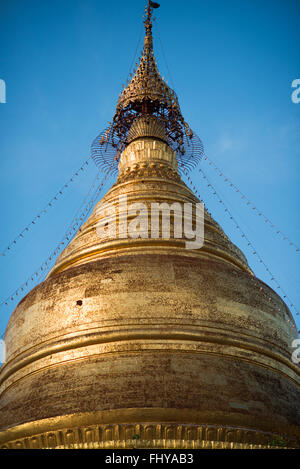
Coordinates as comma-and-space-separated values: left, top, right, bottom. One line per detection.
0, 1, 299, 450
0, 135, 299, 449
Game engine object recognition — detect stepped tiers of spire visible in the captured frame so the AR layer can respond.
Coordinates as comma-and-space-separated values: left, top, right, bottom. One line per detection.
0, 2, 299, 449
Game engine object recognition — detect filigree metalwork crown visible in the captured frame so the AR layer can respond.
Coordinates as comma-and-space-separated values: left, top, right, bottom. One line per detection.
91, 1, 204, 175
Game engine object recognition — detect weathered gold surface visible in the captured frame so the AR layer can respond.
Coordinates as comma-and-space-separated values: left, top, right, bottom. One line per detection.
49, 138, 251, 276
0, 137, 299, 449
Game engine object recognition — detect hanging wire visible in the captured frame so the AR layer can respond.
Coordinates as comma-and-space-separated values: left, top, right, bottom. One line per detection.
0, 166, 113, 315
180, 163, 298, 331
1, 159, 90, 260
202, 154, 300, 253
125, 23, 144, 84
190, 167, 299, 328
61, 168, 109, 241
54, 169, 112, 260
154, 20, 175, 90
0, 166, 115, 343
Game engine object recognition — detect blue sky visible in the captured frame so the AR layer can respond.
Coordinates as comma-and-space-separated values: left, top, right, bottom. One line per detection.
0, 0, 299, 340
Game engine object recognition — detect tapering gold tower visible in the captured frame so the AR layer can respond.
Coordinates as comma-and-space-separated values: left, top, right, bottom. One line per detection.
0, 2, 299, 449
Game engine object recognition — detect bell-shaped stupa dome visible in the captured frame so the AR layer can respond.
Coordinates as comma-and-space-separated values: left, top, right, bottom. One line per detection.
0, 1, 299, 450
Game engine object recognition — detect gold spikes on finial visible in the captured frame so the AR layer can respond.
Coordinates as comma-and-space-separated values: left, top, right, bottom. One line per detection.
145, 1, 160, 29
115, 1, 174, 112
92, 0, 202, 175
143, 1, 160, 55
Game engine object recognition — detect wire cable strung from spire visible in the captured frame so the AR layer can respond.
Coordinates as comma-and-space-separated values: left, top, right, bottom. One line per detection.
91, 0, 202, 175
0, 167, 113, 315
202, 154, 300, 253
0, 159, 90, 260
55, 172, 108, 256
53, 166, 114, 265
196, 168, 299, 323
62, 167, 111, 238
181, 169, 299, 333
126, 23, 144, 84
154, 20, 175, 90
0, 127, 116, 316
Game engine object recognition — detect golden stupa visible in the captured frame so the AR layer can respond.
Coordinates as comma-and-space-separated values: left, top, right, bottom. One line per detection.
0, 1, 299, 449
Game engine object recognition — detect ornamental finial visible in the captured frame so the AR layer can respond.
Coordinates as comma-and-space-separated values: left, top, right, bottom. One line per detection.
91, 1, 204, 176
144, 1, 160, 49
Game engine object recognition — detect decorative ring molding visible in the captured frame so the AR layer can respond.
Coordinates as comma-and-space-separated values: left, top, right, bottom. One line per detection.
0, 421, 296, 449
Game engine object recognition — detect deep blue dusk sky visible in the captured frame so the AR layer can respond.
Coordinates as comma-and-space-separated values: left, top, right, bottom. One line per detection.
0, 0, 299, 340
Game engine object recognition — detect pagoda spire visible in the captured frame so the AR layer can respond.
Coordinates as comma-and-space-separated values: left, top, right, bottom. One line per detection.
92, 1, 203, 176
143, 1, 160, 55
